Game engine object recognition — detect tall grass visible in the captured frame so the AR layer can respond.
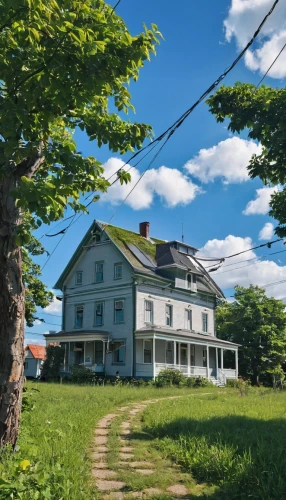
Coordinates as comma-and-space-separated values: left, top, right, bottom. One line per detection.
142, 390, 286, 499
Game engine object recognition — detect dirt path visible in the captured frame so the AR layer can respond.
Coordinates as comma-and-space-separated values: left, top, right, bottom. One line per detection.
90, 394, 212, 499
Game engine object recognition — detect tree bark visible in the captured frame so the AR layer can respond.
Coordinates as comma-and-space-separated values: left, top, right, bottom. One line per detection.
0, 174, 25, 448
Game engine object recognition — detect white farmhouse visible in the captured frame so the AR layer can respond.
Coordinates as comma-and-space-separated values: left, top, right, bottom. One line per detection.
46, 221, 239, 384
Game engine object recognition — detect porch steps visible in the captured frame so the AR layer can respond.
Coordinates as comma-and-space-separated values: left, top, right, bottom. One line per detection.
210, 376, 225, 388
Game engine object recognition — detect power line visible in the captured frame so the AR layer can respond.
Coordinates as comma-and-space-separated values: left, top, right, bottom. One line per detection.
41, 213, 76, 271
100, 136, 170, 233
25, 332, 48, 337
199, 238, 283, 264
255, 42, 286, 89
110, 0, 121, 15
37, 0, 280, 267
39, 0, 280, 238
223, 278, 286, 292
38, 312, 62, 318
208, 248, 286, 271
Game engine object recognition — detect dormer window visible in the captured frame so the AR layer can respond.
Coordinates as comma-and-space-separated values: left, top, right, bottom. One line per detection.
187, 273, 197, 291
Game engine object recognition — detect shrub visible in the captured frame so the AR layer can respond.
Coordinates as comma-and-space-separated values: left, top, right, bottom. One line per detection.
155, 369, 186, 387
69, 365, 98, 385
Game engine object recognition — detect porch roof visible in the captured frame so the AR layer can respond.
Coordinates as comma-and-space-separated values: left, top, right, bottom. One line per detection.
135, 327, 240, 348
44, 330, 110, 342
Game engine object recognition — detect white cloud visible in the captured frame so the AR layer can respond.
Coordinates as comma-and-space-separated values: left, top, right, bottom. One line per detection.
184, 137, 262, 184
101, 158, 201, 210
243, 186, 278, 215
24, 335, 46, 347
259, 222, 274, 240
199, 234, 286, 300
43, 296, 62, 315
224, 0, 286, 78
33, 319, 44, 326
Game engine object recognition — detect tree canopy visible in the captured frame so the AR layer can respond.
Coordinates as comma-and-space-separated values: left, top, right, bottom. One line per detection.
207, 83, 286, 236
1, 0, 161, 240
216, 285, 286, 384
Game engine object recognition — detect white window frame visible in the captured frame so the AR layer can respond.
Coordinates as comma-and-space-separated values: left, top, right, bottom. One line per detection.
114, 263, 123, 280
187, 273, 192, 289
94, 302, 104, 326
144, 300, 153, 324
114, 299, 125, 324
202, 312, 208, 333
143, 340, 152, 364
75, 270, 83, 286
184, 309, 192, 330
166, 304, 173, 327
75, 305, 84, 329
95, 261, 104, 283
112, 341, 126, 364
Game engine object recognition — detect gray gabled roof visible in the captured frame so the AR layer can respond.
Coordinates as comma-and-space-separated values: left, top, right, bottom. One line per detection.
54, 220, 224, 299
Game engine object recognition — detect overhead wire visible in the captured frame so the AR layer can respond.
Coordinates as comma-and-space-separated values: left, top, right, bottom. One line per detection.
197, 238, 283, 264
37, 0, 280, 265
255, 42, 286, 89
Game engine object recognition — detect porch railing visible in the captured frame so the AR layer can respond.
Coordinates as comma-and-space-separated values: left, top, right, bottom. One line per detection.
155, 363, 207, 378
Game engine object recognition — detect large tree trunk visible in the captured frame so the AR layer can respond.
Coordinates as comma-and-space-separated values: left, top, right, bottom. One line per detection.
0, 174, 25, 448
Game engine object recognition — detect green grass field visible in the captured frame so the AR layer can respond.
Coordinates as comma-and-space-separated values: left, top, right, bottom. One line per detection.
141, 390, 286, 499
1, 384, 286, 499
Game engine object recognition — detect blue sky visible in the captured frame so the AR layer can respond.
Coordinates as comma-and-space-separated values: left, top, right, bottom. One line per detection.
26, 0, 286, 345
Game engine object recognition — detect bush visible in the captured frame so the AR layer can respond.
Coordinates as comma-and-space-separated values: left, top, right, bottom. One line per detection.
68, 366, 98, 385
155, 369, 186, 387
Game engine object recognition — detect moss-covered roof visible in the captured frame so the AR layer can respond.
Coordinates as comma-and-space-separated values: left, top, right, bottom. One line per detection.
104, 224, 164, 261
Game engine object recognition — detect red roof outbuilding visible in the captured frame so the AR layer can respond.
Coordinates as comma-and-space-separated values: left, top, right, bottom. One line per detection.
26, 344, 46, 360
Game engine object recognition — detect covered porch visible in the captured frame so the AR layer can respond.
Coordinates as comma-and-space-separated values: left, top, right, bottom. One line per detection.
44, 331, 109, 374
135, 329, 239, 383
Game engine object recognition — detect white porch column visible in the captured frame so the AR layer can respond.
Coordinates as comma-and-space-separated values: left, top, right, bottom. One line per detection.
178, 343, 181, 367
215, 347, 218, 377
103, 341, 106, 366
187, 344, 191, 376
206, 345, 209, 379
68, 342, 71, 369
235, 348, 238, 378
83, 341, 86, 366
153, 336, 156, 379
173, 341, 176, 366
221, 348, 224, 371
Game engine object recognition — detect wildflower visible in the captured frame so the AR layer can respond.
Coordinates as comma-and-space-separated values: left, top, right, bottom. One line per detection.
19, 460, 31, 471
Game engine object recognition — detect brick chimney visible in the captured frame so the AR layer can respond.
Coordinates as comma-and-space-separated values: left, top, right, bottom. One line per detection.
139, 221, 150, 239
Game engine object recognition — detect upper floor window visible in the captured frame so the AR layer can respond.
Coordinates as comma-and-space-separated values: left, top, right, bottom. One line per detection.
114, 300, 124, 324
114, 263, 122, 280
144, 300, 153, 324
75, 305, 84, 328
112, 341, 125, 363
95, 262, 104, 283
166, 304, 173, 327
185, 309, 192, 330
95, 302, 104, 326
202, 312, 208, 333
187, 274, 192, 289
75, 271, 83, 285
143, 340, 152, 364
